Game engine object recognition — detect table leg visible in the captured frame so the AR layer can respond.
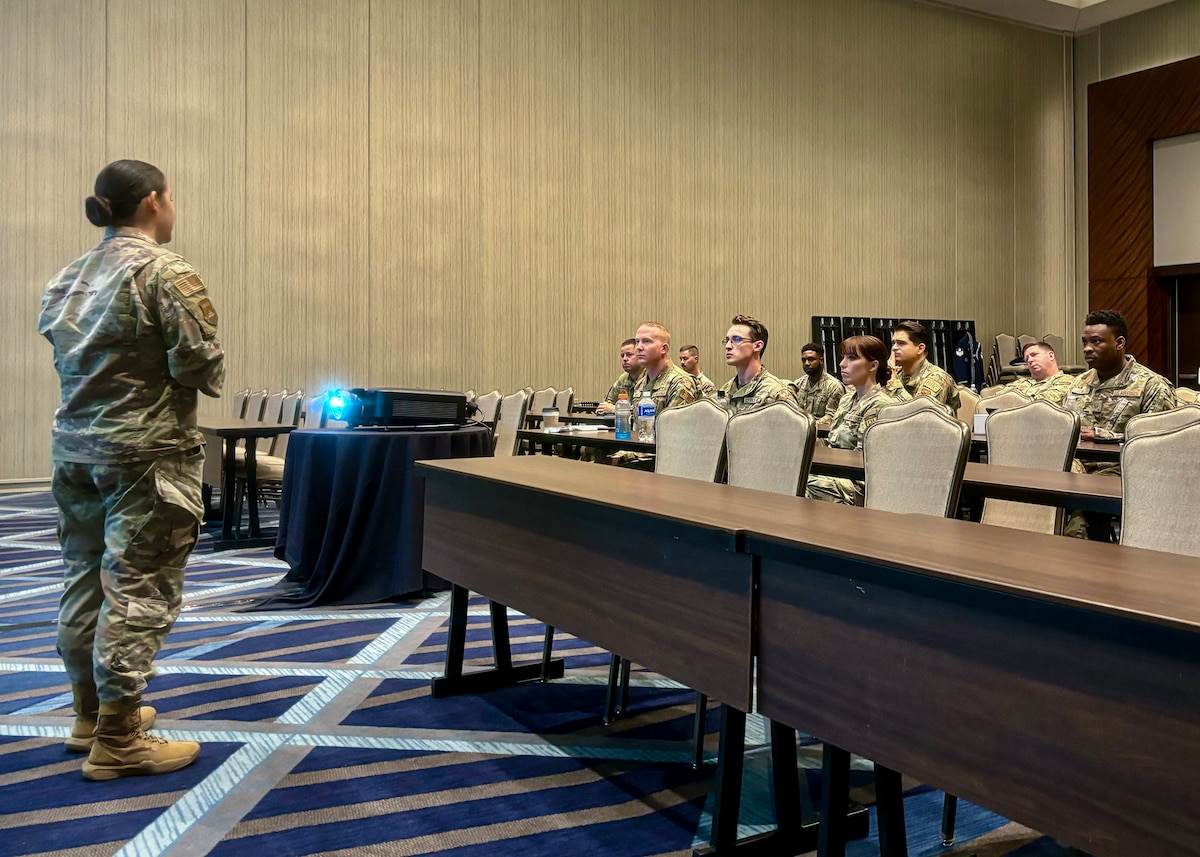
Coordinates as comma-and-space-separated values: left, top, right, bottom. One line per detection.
430, 591, 565, 698
244, 437, 261, 537
818, 744, 851, 857
874, 764, 909, 857
220, 436, 237, 542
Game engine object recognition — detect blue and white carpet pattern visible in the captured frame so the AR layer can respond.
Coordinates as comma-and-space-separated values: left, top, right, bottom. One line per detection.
0, 491, 1078, 856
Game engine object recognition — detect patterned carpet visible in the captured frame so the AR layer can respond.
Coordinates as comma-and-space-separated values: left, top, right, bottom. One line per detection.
0, 491, 1080, 857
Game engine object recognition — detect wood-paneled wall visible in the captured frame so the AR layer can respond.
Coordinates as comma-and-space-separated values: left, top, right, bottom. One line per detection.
1, 0, 1073, 481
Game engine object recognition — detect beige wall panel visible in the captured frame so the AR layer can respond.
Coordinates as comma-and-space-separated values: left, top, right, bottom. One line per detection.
368, 0, 479, 394
476, 0, 580, 395
1097, 0, 1200, 80
106, 0, 247, 419
1013, 31, 1074, 354
1074, 29, 1099, 336
0, 0, 106, 480
246, 0, 370, 402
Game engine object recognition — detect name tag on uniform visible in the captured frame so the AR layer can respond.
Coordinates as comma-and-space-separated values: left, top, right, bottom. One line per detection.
745, 396, 760, 406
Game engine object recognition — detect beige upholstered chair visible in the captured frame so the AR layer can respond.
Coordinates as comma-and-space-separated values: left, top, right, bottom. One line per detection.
974, 390, 1030, 415
1176, 387, 1199, 404
272, 390, 304, 458
1016, 334, 1038, 354
494, 391, 529, 457
981, 401, 1079, 534
863, 407, 970, 518
261, 390, 286, 425
1125, 404, 1200, 440
474, 390, 502, 426
1043, 333, 1085, 374
956, 387, 980, 425
1121, 423, 1200, 557
464, 389, 476, 403
528, 387, 558, 424
725, 402, 816, 495
993, 334, 1027, 382
979, 384, 1005, 399
554, 387, 575, 414
231, 388, 250, 419
654, 399, 728, 482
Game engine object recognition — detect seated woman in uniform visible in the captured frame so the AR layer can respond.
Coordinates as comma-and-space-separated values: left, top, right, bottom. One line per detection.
806, 335, 908, 505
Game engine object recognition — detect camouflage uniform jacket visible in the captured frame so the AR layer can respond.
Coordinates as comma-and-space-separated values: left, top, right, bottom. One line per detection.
1004, 370, 1074, 406
887, 359, 961, 412
718, 367, 798, 415
825, 385, 908, 450
794, 371, 847, 418
692, 371, 718, 400
630, 360, 698, 414
1061, 356, 1176, 441
603, 371, 642, 405
39, 227, 225, 463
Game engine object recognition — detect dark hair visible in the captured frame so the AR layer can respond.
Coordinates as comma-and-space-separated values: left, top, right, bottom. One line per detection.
1084, 309, 1127, 340
85, 160, 166, 228
893, 320, 929, 348
680, 345, 699, 356
730, 314, 769, 355
801, 342, 823, 357
1022, 339, 1053, 358
841, 335, 889, 384
621, 338, 637, 349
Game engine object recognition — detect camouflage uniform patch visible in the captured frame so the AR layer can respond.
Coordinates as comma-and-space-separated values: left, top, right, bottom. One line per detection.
794, 371, 848, 418
603, 371, 642, 406
718, 367, 797, 416
630, 360, 698, 414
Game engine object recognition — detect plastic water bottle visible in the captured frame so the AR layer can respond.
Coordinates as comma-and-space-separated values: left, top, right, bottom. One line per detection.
637, 392, 656, 442
614, 393, 632, 439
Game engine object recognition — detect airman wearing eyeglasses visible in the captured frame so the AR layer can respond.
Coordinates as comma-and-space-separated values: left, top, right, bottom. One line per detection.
717, 314, 798, 415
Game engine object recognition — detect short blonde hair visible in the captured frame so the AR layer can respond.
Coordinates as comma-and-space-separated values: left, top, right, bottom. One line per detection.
637, 321, 671, 344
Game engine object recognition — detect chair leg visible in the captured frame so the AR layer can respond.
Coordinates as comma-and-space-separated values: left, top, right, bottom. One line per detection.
617, 657, 631, 714
692, 693, 708, 768
604, 654, 621, 725
941, 793, 958, 847
539, 625, 555, 681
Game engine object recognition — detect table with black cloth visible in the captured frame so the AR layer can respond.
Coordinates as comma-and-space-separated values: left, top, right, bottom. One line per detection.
254, 425, 492, 609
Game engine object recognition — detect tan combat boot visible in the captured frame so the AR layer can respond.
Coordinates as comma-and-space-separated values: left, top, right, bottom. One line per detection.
81, 698, 199, 781
66, 685, 157, 753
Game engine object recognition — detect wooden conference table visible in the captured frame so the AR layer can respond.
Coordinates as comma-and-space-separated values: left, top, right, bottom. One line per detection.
517, 428, 1124, 515
418, 455, 1200, 857
198, 417, 296, 550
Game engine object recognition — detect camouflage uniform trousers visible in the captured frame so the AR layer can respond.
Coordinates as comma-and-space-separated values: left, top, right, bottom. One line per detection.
1063, 458, 1120, 541
53, 447, 205, 703
805, 475, 863, 506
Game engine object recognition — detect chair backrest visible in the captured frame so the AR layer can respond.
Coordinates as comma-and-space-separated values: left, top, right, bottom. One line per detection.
726, 403, 816, 495
1121, 423, 1200, 557
304, 396, 324, 428
1043, 334, 1066, 361
494, 391, 529, 457
262, 390, 287, 425
231, 388, 251, 419
1125, 404, 1200, 440
1016, 334, 1037, 355
974, 390, 1030, 415
474, 390, 502, 425
554, 387, 575, 414
529, 386, 558, 416
523, 386, 534, 399
863, 408, 970, 518
994, 334, 1018, 366
956, 387, 980, 425
1177, 387, 1199, 404
272, 390, 305, 458
244, 389, 269, 422
878, 396, 949, 422
464, 389, 476, 403
654, 399, 728, 483
981, 401, 1080, 534
979, 384, 1006, 399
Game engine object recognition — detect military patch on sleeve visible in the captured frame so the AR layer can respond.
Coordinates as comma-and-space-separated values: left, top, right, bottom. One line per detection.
198, 298, 218, 324
174, 272, 205, 297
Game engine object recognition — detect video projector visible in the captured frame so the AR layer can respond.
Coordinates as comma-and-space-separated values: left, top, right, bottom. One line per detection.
330, 388, 469, 429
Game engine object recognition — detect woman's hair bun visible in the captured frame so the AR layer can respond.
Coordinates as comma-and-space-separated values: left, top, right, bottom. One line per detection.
84, 195, 114, 227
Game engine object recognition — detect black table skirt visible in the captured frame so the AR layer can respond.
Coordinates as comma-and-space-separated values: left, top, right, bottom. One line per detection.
252, 425, 492, 609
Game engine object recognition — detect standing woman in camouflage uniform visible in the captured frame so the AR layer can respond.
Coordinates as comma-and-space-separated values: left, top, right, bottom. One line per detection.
39, 160, 225, 780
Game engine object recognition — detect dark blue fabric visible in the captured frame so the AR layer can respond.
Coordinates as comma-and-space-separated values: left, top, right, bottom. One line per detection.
257, 425, 492, 608
953, 331, 984, 389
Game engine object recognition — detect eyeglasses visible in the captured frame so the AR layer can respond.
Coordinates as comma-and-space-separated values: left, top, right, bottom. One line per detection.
722, 336, 757, 346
